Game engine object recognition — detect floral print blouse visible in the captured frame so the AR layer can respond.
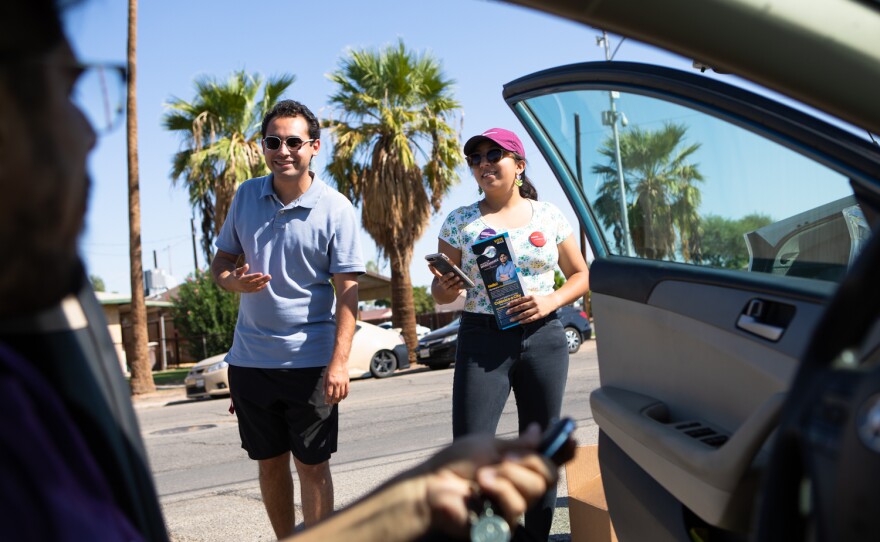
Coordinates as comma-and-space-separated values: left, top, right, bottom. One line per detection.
439, 199, 573, 315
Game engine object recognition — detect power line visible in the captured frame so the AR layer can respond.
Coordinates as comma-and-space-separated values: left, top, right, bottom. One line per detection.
81, 233, 191, 247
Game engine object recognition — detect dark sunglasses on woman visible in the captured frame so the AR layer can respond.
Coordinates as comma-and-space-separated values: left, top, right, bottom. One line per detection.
466, 148, 511, 167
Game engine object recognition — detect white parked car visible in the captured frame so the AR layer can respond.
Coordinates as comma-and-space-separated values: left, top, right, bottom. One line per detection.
184, 321, 408, 399
182, 352, 229, 399
378, 321, 432, 338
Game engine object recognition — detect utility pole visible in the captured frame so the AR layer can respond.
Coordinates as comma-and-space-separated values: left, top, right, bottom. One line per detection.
125, 0, 155, 394
598, 31, 634, 257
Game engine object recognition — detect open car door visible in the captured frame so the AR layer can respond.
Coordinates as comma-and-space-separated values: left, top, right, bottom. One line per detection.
503, 62, 880, 540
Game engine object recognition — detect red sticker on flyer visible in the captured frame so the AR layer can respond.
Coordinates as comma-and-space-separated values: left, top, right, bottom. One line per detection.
529, 231, 546, 247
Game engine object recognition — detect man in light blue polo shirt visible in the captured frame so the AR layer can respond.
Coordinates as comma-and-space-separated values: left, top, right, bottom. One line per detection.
211, 100, 364, 538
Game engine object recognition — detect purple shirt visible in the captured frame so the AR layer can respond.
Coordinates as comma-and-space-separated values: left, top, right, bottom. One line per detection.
0, 342, 143, 540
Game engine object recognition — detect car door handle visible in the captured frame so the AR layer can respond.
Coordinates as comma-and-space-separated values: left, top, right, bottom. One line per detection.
736, 314, 784, 341
735, 298, 792, 341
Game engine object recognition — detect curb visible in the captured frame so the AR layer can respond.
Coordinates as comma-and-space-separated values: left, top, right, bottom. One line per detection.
132, 385, 187, 409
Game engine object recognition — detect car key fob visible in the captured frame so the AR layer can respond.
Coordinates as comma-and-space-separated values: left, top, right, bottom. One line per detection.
470, 499, 510, 542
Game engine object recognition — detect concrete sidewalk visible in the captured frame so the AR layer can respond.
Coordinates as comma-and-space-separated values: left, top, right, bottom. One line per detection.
133, 387, 576, 541
132, 385, 189, 409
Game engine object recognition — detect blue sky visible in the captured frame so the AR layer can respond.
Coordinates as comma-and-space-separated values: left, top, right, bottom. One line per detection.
64, 0, 758, 295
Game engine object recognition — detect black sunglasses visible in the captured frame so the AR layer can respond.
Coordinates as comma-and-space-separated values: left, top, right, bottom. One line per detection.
263, 136, 315, 151
466, 148, 509, 167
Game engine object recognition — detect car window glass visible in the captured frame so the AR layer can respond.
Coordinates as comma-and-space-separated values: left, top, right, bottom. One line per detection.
523, 90, 870, 282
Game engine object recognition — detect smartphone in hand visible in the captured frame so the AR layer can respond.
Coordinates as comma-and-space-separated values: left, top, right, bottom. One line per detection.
537, 417, 576, 465
425, 253, 476, 289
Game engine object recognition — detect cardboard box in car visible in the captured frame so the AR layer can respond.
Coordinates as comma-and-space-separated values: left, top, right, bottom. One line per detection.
566, 445, 618, 542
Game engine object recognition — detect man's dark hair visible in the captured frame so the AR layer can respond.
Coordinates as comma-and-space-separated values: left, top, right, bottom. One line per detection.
0, 0, 68, 109
261, 99, 320, 140
0, 2, 65, 57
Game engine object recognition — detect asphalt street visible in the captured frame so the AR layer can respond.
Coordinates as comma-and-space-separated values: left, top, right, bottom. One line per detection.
134, 340, 601, 541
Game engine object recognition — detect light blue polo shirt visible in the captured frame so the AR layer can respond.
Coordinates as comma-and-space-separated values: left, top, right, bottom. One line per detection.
216, 174, 365, 369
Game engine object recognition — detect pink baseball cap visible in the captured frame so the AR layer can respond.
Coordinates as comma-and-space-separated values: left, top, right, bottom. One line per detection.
463, 128, 526, 158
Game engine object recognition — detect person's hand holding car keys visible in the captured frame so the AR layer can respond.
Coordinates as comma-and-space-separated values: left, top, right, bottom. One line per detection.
469, 418, 576, 542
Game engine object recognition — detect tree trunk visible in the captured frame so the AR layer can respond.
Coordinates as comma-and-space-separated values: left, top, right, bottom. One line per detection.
126, 0, 154, 395
213, 172, 236, 239
388, 245, 418, 365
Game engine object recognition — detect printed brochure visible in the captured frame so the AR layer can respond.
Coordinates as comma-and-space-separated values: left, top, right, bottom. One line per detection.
471, 232, 527, 329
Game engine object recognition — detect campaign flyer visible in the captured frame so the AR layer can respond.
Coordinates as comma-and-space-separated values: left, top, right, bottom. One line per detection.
471, 232, 527, 330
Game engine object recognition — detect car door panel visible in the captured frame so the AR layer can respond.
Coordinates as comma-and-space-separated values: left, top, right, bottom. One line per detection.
503, 62, 880, 537
590, 258, 829, 529
594, 288, 803, 423
593, 387, 784, 528
592, 275, 819, 530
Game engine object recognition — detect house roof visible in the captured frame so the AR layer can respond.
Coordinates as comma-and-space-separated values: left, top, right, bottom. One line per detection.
95, 291, 174, 308
97, 269, 394, 309
358, 271, 392, 301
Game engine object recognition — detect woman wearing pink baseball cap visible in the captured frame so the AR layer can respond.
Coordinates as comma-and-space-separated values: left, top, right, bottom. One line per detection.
429, 127, 590, 541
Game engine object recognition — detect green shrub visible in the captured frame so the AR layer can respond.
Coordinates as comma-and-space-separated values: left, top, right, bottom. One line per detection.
150, 368, 189, 386
170, 271, 239, 360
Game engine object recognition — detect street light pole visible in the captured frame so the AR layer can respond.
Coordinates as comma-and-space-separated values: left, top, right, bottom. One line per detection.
191, 215, 199, 274
599, 31, 634, 256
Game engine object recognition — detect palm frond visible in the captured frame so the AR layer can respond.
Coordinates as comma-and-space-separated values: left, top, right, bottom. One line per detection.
591, 122, 706, 261
323, 39, 463, 354
161, 69, 295, 259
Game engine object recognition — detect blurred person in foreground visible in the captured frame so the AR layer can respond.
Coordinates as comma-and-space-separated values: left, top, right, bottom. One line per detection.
0, 1, 571, 541
0, 1, 168, 539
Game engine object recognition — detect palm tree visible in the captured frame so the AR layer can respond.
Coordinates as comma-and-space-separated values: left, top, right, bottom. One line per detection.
324, 40, 462, 362
162, 71, 294, 262
126, 0, 153, 395
592, 122, 704, 261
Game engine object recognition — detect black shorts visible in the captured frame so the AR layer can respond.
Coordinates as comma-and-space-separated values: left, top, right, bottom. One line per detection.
228, 364, 337, 464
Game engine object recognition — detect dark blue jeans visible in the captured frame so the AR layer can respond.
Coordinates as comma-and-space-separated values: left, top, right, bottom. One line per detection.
452, 311, 569, 541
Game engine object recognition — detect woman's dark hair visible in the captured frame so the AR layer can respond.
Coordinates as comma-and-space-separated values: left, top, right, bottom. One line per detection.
261, 99, 320, 139
511, 152, 538, 200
